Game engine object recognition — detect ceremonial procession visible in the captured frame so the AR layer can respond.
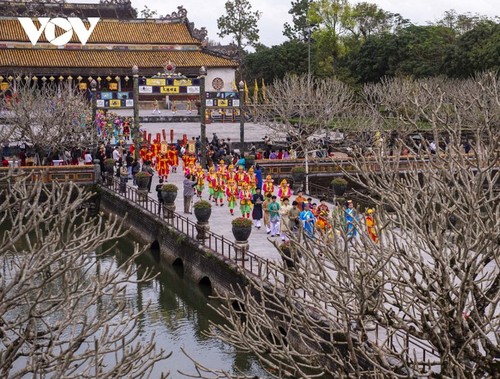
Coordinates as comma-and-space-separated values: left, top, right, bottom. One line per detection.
0, 0, 497, 378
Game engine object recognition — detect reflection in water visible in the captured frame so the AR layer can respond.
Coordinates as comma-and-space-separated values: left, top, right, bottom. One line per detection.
105, 236, 269, 377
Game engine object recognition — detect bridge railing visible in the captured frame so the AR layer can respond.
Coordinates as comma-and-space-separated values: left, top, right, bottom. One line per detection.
102, 177, 442, 372
255, 152, 481, 178
103, 177, 272, 281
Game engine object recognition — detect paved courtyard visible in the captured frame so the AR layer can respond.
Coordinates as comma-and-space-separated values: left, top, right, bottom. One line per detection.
108, 108, 334, 262
112, 108, 281, 145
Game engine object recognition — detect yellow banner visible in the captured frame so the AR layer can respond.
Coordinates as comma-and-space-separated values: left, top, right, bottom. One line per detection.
160, 86, 180, 94
1, 82, 10, 90
108, 82, 118, 90
174, 78, 192, 86
146, 78, 166, 86
109, 99, 121, 107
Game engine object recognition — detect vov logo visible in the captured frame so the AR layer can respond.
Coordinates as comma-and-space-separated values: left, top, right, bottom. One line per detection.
18, 17, 100, 46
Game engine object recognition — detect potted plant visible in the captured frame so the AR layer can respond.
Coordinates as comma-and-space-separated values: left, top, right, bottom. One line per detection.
135, 171, 151, 191
331, 177, 348, 196
103, 158, 115, 174
193, 199, 212, 223
161, 183, 178, 204
231, 217, 253, 242
291, 166, 305, 183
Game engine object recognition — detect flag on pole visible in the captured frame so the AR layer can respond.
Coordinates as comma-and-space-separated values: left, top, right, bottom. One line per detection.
261, 78, 267, 102
244, 81, 249, 105
232, 80, 237, 91
253, 79, 259, 103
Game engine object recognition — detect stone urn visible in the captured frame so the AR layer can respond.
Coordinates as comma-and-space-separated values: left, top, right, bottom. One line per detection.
135, 172, 151, 192
160, 183, 178, 218
194, 200, 212, 239
231, 217, 252, 242
231, 217, 251, 261
193, 200, 212, 223
331, 177, 348, 196
103, 158, 115, 175
103, 158, 116, 186
161, 187, 178, 204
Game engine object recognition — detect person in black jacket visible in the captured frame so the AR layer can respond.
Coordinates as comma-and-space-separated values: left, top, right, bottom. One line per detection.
251, 188, 264, 229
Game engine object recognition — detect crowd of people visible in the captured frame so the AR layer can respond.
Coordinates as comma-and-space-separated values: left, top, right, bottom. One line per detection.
173, 150, 379, 243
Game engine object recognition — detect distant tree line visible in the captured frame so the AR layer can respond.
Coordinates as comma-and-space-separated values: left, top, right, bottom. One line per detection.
241, 1, 499, 86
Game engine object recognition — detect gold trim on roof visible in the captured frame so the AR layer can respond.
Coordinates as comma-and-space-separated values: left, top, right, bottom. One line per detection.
0, 49, 238, 68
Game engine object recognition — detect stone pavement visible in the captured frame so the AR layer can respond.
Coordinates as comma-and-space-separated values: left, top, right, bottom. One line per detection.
112, 108, 281, 145
148, 165, 283, 262
111, 109, 336, 261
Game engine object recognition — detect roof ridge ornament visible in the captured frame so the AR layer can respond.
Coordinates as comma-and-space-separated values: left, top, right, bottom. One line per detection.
163, 61, 176, 76
161, 6, 187, 22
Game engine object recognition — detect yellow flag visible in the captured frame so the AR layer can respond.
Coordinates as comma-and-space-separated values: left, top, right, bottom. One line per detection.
244, 81, 249, 104
261, 78, 267, 102
232, 80, 237, 91
253, 79, 259, 103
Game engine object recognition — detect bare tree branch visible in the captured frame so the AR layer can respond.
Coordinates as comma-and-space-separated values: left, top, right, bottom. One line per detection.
0, 171, 170, 377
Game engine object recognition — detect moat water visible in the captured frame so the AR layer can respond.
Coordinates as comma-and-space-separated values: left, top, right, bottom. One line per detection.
104, 235, 269, 377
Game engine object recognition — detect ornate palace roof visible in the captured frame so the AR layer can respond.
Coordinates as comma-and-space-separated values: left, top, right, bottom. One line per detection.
0, 49, 236, 69
0, 5, 236, 75
0, 19, 201, 45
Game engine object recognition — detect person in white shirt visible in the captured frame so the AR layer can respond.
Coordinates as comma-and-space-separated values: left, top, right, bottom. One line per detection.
112, 146, 121, 163
83, 151, 93, 165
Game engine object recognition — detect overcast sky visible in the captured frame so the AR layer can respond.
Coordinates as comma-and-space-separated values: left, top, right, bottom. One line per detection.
74, 0, 498, 47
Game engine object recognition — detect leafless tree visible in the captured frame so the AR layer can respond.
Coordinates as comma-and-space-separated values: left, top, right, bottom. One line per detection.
0, 76, 94, 164
196, 73, 499, 378
0, 171, 170, 378
255, 73, 355, 191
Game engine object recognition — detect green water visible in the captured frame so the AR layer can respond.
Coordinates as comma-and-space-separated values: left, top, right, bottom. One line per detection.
105, 236, 269, 378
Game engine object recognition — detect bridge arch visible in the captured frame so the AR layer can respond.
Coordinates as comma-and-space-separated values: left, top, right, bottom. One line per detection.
172, 257, 184, 269
149, 240, 160, 261
199, 276, 212, 295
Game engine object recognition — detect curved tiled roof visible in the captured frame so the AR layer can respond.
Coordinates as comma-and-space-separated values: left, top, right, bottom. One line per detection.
0, 49, 237, 68
0, 18, 200, 45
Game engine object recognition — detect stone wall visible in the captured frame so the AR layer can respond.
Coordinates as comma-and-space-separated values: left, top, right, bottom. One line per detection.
98, 187, 248, 296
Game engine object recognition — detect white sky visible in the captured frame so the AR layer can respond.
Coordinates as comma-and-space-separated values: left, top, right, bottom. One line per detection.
73, 0, 498, 47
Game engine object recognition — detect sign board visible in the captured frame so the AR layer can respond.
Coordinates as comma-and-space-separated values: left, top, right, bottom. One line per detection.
146, 78, 165, 86
139, 86, 153, 94
160, 86, 180, 94
174, 78, 192, 86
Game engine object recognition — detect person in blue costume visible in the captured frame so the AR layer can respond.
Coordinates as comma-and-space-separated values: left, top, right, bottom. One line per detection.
344, 199, 359, 238
299, 202, 316, 238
